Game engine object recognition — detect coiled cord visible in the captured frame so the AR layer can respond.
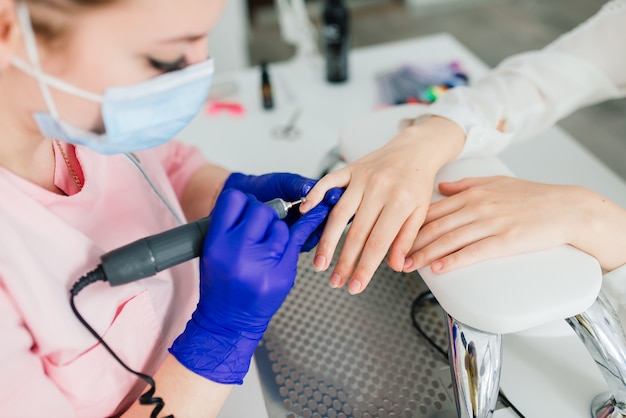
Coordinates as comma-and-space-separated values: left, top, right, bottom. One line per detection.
69, 266, 173, 418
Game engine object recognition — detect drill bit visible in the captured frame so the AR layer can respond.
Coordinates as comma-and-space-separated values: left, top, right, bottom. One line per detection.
264, 197, 307, 219
286, 197, 306, 210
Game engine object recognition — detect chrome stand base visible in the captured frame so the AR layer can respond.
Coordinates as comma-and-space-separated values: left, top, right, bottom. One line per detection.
447, 315, 502, 418
566, 291, 626, 418
591, 392, 626, 418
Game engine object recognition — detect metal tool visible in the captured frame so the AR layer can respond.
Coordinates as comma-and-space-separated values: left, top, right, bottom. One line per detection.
271, 197, 306, 218
272, 107, 302, 140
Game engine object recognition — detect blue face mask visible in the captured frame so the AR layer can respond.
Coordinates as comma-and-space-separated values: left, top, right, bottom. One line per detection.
11, 2, 214, 155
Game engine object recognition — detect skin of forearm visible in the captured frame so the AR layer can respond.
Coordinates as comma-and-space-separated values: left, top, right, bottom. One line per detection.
180, 163, 230, 222
402, 115, 466, 170
122, 355, 232, 418
571, 187, 626, 272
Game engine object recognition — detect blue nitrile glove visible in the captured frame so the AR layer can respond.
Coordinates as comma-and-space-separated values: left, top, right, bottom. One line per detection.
223, 172, 314, 204
223, 172, 343, 251
298, 186, 342, 251
169, 189, 333, 384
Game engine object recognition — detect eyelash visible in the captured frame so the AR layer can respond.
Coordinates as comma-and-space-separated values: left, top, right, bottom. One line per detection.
148, 56, 187, 73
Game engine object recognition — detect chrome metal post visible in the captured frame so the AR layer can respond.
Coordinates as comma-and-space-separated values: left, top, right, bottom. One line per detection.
566, 291, 626, 418
316, 145, 344, 177
447, 314, 502, 418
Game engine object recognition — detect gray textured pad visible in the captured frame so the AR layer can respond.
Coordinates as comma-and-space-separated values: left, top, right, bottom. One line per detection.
254, 247, 459, 418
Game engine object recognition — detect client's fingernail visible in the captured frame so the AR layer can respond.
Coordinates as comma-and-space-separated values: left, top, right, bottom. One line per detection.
329, 273, 341, 288
432, 261, 444, 272
300, 201, 312, 212
348, 278, 362, 295
314, 255, 327, 271
403, 258, 413, 271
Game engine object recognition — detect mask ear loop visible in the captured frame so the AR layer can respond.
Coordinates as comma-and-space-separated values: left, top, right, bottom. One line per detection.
15, 2, 60, 118
12, 3, 102, 116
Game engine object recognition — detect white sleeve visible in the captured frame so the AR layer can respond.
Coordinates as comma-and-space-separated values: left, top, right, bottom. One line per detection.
427, 0, 626, 159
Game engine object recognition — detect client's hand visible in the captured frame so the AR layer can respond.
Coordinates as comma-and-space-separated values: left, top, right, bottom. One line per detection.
299, 116, 465, 294
169, 189, 331, 384
406, 176, 625, 273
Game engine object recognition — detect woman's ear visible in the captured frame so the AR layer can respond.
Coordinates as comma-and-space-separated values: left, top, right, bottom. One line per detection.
0, 0, 18, 71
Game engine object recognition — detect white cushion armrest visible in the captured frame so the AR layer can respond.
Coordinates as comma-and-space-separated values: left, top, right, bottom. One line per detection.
420, 158, 602, 334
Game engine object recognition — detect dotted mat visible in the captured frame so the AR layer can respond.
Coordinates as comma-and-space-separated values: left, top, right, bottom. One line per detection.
254, 247, 459, 418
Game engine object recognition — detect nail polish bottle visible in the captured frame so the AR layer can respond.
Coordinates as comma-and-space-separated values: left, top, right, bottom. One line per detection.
260, 61, 274, 110
322, 0, 350, 83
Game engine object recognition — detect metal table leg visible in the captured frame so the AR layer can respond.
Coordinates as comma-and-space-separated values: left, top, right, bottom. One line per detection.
566, 291, 626, 418
447, 314, 502, 418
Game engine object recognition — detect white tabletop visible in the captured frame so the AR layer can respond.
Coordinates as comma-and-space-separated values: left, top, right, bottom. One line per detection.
179, 33, 491, 177
179, 33, 626, 418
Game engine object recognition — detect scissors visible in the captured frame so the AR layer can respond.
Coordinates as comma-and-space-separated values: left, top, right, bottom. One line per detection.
272, 108, 302, 140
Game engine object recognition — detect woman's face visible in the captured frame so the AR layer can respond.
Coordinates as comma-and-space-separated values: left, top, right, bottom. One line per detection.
10, 0, 226, 134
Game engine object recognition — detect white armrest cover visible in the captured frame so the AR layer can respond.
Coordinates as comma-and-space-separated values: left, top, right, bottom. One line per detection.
422, 158, 601, 334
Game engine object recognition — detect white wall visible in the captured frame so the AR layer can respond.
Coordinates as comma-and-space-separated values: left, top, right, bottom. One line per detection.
209, 0, 250, 72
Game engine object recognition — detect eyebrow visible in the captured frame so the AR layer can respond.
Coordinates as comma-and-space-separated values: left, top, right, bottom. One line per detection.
157, 33, 207, 44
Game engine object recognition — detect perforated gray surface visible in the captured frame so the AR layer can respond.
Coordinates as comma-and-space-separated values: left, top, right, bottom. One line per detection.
254, 248, 458, 418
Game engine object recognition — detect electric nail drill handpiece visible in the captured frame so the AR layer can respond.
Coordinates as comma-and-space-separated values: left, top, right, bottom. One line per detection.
98, 197, 304, 286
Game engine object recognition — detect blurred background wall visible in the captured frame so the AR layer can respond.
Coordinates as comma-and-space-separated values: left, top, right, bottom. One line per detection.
210, 0, 626, 180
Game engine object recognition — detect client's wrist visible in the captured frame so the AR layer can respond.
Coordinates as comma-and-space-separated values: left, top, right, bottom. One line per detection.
394, 115, 466, 170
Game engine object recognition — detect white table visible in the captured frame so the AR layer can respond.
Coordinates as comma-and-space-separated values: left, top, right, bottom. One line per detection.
179, 33, 626, 417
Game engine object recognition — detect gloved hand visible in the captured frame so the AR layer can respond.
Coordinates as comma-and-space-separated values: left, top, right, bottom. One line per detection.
223, 172, 343, 251
169, 189, 333, 384
224, 172, 314, 203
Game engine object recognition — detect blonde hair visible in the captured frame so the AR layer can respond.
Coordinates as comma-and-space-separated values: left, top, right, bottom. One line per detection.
24, 0, 116, 43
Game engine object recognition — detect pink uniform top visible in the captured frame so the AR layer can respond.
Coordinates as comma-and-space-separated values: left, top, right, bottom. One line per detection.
0, 140, 208, 417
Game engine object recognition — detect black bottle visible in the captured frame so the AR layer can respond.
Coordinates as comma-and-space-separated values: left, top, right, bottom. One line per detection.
321, 0, 349, 83
260, 61, 274, 110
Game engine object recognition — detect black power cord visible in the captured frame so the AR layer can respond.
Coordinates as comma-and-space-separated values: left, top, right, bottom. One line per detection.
410, 290, 526, 418
69, 266, 174, 418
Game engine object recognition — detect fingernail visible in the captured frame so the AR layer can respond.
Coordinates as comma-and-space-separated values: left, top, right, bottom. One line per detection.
403, 258, 413, 271
314, 255, 327, 271
300, 201, 312, 212
329, 273, 342, 288
348, 278, 362, 295
432, 261, 444, 272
